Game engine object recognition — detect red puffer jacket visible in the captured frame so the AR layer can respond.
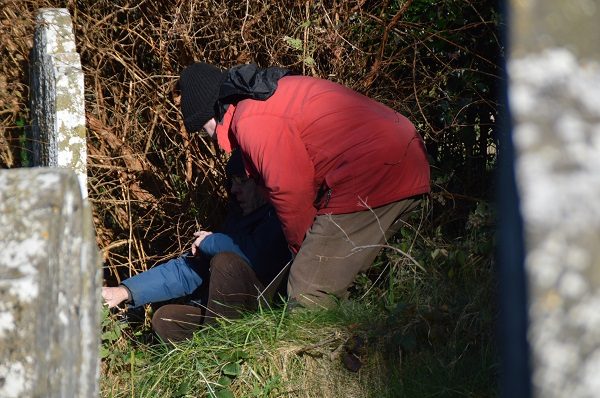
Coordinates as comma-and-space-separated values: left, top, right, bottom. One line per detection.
215, 75, 430, 252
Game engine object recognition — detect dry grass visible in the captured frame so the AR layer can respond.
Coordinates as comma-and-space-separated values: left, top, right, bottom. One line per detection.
0, 0, 37, 167
1, 0, 500, 292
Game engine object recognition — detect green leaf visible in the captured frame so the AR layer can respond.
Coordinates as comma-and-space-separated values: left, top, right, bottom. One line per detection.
101, 306, 111, 325
283, 36, 303, 51
218, 349, 248, 362
101, 329, 120, 342
100, 345, 110, 359
215, 388, 235, 398
230, 350, 249, 361
175, 381, 191, 397
216, 376, 232, 388
222, 362, 241, 377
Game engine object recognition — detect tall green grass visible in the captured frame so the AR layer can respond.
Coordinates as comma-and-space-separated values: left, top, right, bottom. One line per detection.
101, 203, 497, 397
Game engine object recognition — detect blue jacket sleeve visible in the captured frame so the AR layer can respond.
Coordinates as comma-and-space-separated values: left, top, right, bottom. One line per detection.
121, 256, 204, 308
199, 233, 251, 265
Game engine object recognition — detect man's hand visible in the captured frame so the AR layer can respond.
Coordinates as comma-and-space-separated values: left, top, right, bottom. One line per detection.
102, 286, 130, 308
191, 230, 213, 256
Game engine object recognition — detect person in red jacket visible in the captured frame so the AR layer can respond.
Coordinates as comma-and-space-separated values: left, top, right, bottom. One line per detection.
178, 63, 430, 308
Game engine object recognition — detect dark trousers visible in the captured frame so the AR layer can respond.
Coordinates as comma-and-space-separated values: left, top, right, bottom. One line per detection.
151, 252, 265, 342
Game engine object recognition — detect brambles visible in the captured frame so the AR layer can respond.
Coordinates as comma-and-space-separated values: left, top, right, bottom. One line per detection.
1, 0, 500, 282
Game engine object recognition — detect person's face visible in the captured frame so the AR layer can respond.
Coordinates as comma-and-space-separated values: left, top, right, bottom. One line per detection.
230, 175, 266, 215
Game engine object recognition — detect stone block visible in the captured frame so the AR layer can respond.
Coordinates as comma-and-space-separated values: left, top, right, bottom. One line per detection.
0, 168, 101, 398
30, 8, 87, 198
509, 1, 600, 396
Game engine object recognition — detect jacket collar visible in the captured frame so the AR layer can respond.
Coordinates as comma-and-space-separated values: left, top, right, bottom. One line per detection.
215, 104, 237, 153
216, 64, 290, 121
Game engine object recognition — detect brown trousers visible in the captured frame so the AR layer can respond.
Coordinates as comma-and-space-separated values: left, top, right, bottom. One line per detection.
151, 252, 266, 342
287, 197, 422, 308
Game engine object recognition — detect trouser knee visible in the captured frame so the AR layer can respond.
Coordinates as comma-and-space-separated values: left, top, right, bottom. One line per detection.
151, 304, 203, 343
210, 252, 248, 277
205, 252, 263, 323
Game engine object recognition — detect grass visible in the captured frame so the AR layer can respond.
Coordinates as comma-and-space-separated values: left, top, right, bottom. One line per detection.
103, 303, 379, 397
101, 288, 497, 397
101, 204, 498, 397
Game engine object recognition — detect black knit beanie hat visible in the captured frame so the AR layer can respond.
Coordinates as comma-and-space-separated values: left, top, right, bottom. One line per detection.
179, 62, 228, 132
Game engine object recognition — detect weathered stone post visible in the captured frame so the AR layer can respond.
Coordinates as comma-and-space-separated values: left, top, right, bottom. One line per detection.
0, 8, 101, 398
508, 1, 600, 396
0, 169, 101, 397
30, 8, 87, 198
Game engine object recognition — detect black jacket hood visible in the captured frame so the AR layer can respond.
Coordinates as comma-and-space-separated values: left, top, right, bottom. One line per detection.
216, 64, 292, 121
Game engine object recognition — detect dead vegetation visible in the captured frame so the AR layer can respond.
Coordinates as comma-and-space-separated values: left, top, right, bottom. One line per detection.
0, 1, 34, 167
0, 0, 501, 284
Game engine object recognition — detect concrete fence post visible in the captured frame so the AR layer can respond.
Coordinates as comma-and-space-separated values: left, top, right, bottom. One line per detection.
0, 169, 101, 398
30, 8, 87, 198
508, 1, 600, 396
0, 8, 101, 398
